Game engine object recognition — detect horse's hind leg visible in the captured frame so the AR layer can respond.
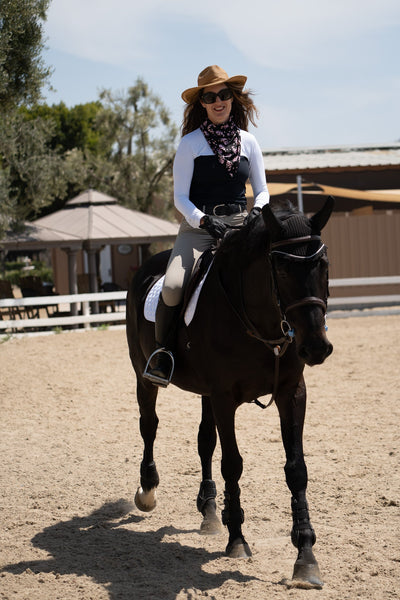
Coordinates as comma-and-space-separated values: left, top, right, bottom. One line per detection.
197, 396, 223, 535
134, 377, 160, 512
277, 377, 323, 589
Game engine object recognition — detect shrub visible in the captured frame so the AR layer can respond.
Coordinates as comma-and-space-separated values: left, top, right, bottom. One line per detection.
2, 260, 53, 286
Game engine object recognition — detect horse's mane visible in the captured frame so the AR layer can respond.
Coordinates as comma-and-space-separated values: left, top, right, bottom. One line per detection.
215, 199, 299, 266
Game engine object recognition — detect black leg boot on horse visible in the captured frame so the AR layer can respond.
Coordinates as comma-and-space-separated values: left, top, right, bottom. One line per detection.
143, 295, 180, 387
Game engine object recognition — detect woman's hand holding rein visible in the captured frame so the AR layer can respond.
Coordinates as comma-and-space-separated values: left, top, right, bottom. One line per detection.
199, 215, 229, 239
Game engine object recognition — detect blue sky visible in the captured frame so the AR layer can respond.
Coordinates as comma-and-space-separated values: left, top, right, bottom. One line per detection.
43, 0, 400, 150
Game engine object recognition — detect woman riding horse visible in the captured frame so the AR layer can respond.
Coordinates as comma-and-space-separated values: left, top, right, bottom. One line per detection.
143, 64, 269, 387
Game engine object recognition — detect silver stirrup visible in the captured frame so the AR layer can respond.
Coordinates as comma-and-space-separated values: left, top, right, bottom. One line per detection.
143, 348, 175, 387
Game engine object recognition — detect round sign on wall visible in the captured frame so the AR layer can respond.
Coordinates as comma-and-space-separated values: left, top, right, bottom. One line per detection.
117, 244, 132, 255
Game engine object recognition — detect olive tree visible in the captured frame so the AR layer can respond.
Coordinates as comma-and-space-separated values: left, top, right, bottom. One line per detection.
97, 78, 178, 216
0, 0, 52, 109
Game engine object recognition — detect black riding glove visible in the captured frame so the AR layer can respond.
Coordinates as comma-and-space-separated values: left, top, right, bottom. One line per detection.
244, 206, 261, 225
199, 215, 228, 239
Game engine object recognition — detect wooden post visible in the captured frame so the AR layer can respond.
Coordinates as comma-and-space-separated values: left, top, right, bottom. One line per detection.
86, 247, 99, 314
65, 248, 79, 317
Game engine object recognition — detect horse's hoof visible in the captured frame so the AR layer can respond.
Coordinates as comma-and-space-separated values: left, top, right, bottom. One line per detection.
226, 538, 252, 558
199, 502, 224, 535
290, 559, 323, 589
134, 486, 157, 512
200, 514, 224, 535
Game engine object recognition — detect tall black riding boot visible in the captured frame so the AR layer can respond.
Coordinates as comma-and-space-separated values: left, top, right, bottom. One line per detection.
143, 296, 180, 387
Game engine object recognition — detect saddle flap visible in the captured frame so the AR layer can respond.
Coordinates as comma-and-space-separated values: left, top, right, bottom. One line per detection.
183, 248, 214, 307
144, 249, 214, 325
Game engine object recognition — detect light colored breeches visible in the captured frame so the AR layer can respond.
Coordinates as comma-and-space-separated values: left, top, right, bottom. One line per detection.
162, 212, 246, 307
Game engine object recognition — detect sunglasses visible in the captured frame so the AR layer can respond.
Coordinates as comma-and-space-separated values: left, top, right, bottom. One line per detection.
201, 88, 233, 104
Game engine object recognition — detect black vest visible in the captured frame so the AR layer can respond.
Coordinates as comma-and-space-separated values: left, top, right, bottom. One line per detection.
189, 155, 249, 210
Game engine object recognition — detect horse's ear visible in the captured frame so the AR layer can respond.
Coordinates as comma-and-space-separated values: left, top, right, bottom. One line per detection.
262, 204, 285, 239
310, 195, 335, 233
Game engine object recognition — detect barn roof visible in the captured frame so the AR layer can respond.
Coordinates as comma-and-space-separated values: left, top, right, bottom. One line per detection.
263, 143, 400, 172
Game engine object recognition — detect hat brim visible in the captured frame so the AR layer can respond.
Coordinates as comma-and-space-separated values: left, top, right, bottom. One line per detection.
181, 75, 247, 104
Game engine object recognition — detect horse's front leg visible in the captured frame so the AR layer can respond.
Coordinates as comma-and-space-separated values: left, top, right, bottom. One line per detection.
276, 376, 323, 588
197, 396, 223, 534
212, 395, 251, 558
134, 378, 160, 512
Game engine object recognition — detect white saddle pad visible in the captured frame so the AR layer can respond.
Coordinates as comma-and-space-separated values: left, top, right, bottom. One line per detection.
144, 276, 164, 322
144, 264, 212, 326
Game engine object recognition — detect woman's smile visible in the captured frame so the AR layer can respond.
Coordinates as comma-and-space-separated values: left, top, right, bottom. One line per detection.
201, 84, 233, 125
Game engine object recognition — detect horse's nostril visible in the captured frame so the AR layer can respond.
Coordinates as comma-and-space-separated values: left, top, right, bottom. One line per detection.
298, 346, 308, 360
299, 341, 333, 365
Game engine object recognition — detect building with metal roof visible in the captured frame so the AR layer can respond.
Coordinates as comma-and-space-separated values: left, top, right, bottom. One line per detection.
263, 142, 400, 172
262, 143, 400, 212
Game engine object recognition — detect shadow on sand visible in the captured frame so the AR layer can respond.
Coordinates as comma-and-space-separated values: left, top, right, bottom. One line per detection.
2, 499, 258, 599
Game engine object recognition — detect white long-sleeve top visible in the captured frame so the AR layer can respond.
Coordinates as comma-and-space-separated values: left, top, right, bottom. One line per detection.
173, 127, 270, 228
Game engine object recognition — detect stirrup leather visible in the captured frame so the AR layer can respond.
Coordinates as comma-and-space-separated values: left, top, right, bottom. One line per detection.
143, 348, 175, 387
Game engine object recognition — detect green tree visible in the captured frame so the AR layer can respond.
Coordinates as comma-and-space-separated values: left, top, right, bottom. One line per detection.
0, 166, 15, 239
97, 78, 178, 216
0, 0, 52, 110
0, 111, 67, 228
16, 101, 114, 215
0, 80, 178, 239
0, 0, 53, 237
20, 101, 106, 154
0, 101, 114, 229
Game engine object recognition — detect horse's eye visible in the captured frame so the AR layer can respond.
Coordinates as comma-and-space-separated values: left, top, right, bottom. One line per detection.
275, 264, 289, 278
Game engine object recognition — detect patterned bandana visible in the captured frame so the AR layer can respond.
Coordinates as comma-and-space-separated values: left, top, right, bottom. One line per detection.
200, 117, 241, 178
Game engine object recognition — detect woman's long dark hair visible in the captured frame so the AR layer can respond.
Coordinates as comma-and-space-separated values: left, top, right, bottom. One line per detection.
181, 83, 259, 137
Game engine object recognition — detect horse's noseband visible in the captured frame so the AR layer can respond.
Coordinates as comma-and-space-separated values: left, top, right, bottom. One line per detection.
270, 235, 328, 315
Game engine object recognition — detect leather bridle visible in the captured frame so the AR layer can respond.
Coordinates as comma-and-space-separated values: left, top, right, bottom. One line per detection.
270, 235, 328, 316
215, 232, 329, 407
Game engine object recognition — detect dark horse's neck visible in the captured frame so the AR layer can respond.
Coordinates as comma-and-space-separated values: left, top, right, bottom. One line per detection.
213, 221, 282, 340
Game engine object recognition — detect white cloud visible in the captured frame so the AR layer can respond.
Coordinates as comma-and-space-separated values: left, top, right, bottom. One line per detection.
44, 0, 400, 147
45, 0, 165, 64
46, 0, 400, 69
216, 0, 400, 69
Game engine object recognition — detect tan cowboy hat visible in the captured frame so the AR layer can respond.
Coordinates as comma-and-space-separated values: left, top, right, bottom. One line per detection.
181, 65, 247, 104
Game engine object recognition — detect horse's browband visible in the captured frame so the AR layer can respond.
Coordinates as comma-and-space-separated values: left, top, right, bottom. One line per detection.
271, 244, 326, 262
270, 235, 326, 262
270, 235, 321, 249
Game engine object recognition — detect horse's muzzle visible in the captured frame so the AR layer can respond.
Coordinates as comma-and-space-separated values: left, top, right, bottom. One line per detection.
298, 338, 333, 366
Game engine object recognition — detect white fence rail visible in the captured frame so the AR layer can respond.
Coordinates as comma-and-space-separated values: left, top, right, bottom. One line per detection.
1, 276, 400, 334
328, 275, 400, 311
329, 275, 400, 287
0, 291, 127, 332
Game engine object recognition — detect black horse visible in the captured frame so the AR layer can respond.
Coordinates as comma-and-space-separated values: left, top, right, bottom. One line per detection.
126, 197, 334, 588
